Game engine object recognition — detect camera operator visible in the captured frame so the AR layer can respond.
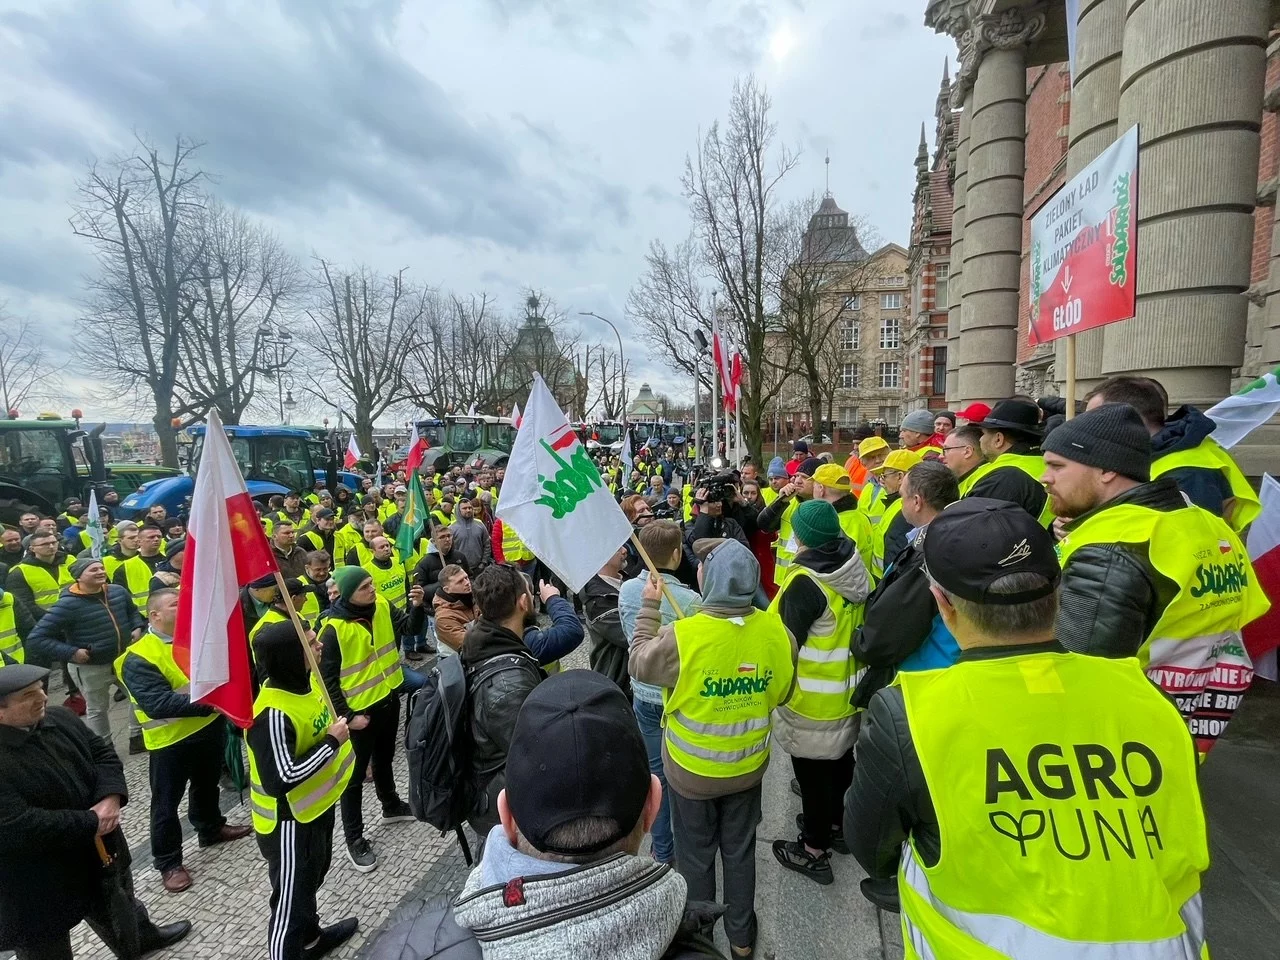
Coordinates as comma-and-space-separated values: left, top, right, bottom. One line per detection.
685, 476, 750, 552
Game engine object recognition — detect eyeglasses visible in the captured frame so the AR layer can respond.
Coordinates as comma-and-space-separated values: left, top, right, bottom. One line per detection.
941, 445, 970, 453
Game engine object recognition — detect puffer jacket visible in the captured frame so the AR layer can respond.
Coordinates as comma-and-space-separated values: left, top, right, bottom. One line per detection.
1151, 405, 1234, 517
1055, 479, 1184, 657
459, 620, 544, 835
772, 536, 869, 759
26, 583, 145, 666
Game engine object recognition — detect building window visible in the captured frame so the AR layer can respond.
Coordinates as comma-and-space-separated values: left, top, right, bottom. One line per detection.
932, 346, 947, 395
934, 263, 949, 309
880, 318, 900, 349
839, 318, 859, 350
881, 293, 902, 310
838, 406, 858, 426
843, 294, 861, 312
878, 405, 900, 423
878, 362, 900, 389
840, 363, 859, 389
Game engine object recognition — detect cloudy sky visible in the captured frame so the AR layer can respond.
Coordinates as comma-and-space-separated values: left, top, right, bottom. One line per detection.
0, 0, 953, 420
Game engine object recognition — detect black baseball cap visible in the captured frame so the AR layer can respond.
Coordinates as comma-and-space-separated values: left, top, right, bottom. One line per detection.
922, 498, 1060, 604
505, 670, 651, 856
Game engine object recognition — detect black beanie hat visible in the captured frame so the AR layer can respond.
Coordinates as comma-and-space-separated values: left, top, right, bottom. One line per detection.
1041, 403, 1151, 482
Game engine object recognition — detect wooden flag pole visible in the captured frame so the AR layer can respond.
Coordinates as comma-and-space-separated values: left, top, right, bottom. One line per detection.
272, 570, 338, 717
629, 531, 688, 620
1064, 335, 1077, 421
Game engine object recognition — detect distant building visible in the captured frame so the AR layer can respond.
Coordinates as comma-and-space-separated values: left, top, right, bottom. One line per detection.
628, 383, 663, 422
496, 295, 581, 413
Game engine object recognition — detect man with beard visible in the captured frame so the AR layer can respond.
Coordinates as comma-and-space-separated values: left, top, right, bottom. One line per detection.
448, 499, 492, 573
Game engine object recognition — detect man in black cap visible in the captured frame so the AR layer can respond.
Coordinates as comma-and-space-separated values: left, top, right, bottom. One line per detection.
843, 498, 1212, 956
967, 398, 1052, 525
0, 662, 192, 960
1045, 403, 1269, 754
365, 670, 721, 960
298, 507, 338, 560
757, 456, 821, 579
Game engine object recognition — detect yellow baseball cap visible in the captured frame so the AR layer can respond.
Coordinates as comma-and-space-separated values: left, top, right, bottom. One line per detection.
858, 436, 890, 458
812, 464, 850, 490
882, 449, 923, 473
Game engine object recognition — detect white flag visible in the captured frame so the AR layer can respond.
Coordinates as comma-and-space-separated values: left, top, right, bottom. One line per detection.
620, 427, 634, 478
1207, 364, 1280, 450
85, 488, 103, 560
497, 374, 633, 592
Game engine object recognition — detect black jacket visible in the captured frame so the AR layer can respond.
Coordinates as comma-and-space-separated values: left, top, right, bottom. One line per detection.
879, 494, 911, 565
5, 558, 66, 622
579, 574, 630, 697
0, 706, 131, 947
245, 699, 342, 822
459, 619, 544, 834
413, 549, 472, 604
851, 534, 936, 707
966, 441, 1049, 521
1056, 480, 1184, 657
844, 641, 1064, 911
318, 597, 425, 719
1151, 405, 1233, 518
119, 631, 218, 722
26, 584, 145, 667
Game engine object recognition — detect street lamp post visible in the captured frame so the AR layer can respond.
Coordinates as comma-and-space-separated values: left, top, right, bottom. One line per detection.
578, 311, 626, 421
257, 325, 296, 424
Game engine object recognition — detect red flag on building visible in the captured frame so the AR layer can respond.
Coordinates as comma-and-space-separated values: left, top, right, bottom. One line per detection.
173, 410, 279, 727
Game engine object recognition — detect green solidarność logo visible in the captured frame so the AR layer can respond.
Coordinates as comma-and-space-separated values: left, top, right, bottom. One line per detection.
1189, 560, 1248, 598
701, 669, 775, 698
1109, 171, 1131, 287
535, 439, 604, 519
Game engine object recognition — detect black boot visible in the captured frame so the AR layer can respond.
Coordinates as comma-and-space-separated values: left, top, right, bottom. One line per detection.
303, 917, 358, 960
141, 920, 193, 955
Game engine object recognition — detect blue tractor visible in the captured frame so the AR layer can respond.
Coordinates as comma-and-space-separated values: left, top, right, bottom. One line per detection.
116, 424, 361, 521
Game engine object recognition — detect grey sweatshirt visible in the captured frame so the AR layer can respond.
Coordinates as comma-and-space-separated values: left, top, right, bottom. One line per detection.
449, 518, 492, 571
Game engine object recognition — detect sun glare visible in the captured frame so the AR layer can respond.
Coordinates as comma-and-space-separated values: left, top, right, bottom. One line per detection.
769, 22, 798, 63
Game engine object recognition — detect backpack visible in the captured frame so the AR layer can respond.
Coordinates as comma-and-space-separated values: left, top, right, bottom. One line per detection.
404, 653, 538, 863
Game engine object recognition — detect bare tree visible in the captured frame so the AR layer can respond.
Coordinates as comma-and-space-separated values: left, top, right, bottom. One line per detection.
72, 136, 210, 466
299, 259, 425, 452
592, 346, 629, 420
0, 310, 65, 413
176, 202, 300, 424
405, 291, 514, 417
626, 237, 715, 398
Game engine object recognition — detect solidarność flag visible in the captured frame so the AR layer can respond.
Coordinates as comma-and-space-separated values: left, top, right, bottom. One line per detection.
173, 409, 279, 727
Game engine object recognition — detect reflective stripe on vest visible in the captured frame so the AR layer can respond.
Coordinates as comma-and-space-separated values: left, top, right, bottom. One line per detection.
980, 453, 1054, 526
897, 653, 1208, 960
1058, 501, 1270, 753
247, 677, 355, 834
501, 523, 534, 563
768, 568, 862, 722
119, 556, 156, 612
14, 562, 70, 609
872, 498, 904, 578
329, 595, 403, 711
858, 483, 886, 525
1152, 438, 1261, 533
0, 595, 21, 663
663, 609, 794, 778
113, 632, 218, 750
837, 505, 877, 583
774, 499, 800, 570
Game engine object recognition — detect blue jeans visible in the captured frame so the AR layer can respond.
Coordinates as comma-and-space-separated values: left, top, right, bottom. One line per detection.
633, 698, 674, 863
398, 667, 426, 696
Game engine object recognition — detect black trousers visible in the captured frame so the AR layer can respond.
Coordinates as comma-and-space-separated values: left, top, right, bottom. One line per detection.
257, 808, 335, 960
792, 750, 855, 850
149, 721, 227, 872
339, 692, 401, 843
668, 782, 762, 949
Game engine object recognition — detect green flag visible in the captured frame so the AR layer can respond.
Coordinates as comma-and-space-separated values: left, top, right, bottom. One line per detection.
396, 468, 429, 560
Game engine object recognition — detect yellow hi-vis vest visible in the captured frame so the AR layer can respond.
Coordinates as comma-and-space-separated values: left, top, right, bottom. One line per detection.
768, 568, 862, 724
1153, 437, 1261, 533
114, 632, 218, 750
328, 595, 404, 711
332, 525, 362, 568
664, 609, 794, 778
101, 549, 136, 581
117, 555, 157, 612
12, 561, 71, 610
0, 593, 21, 663
872, 497, 904, 579
365, 557, 406, 609
247, 678, 355, 834
975, 452, 1055, 526
858, 481, 887, 527
897, 652, 1208, 960
759, 485, 778, 507
773, 499, 800, 573
500, 522, 534, 563
297, 575, 325, 621
378, 500, 399, 524
1058, 501, 1269, 754
836, 504, 877, 583
248, 609, 289, 661
956, 461, 996, 497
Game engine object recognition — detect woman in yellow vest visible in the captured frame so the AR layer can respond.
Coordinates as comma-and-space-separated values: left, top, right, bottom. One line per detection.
630, 539, 797, 957
316, 566, 425, 873
767, 501, 869, 885
115, 587, 251, 892
246, 621, 358, 960
845, 498, 1209, 959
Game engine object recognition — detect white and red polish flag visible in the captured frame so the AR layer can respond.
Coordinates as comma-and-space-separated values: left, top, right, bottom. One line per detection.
511, 402, 523, 429
1243, 474, 1280, 681
173, 409, 279, 727
343, 434, 361, 469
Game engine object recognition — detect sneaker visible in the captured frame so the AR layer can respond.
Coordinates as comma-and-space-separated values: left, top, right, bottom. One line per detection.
771, 838, 833, 885
794, 814, 850, 855
380, 800, 415, 824
345, 838, 377, 873
302, 917, 358, 960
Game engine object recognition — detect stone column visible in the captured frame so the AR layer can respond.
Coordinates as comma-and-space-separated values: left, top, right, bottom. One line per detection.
958, 7, 1046, 403
1101, 0, 1270, 406
946, 88, 973, 402
1262, 34, 1280, 371
1055, 0, 1123, 396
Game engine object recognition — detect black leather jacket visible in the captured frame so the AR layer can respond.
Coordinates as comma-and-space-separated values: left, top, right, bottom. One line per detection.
1055, 479, 1185, 657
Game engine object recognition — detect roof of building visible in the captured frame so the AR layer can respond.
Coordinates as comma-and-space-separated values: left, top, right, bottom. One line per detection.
628, 383, 663, 419
802, 193, 868, 263
929, 167, 953, 235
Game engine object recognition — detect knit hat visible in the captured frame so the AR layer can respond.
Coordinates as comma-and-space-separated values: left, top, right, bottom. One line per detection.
333, 565, 372, 601
793, 440, 809, 453
883, 449, 923, 473
791, 499, 842, 549
69, 556, 102, 579
858, 436, 890, 458
900, 410, 936, 435
796, 457, 823, 477
812, 463, 851, 490
935, 410, 956, 427
766, 456, 788, 479
1041, 403, 1152, 482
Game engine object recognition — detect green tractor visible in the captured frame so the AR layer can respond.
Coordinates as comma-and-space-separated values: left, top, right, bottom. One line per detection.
0, 414, 109, 527
413, 416, 515, 474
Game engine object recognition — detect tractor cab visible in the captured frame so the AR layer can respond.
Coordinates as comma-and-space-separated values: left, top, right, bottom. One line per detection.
0, 414, 107, 526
